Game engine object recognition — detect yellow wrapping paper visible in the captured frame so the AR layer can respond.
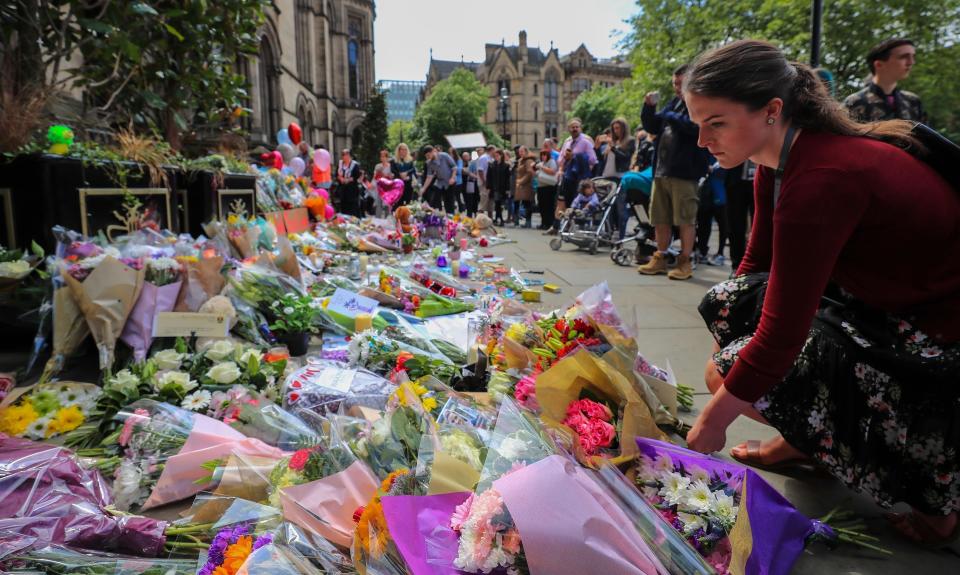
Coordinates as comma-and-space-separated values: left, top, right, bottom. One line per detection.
502, 336, 537, 370
62, 256, 144, 370
427, 451, 481, 494
40, 286, 90, 382
535, 348, 666, 467
275, 236, 303, 283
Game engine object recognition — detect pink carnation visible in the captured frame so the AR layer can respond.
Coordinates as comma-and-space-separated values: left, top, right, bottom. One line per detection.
118, 408, 150, 446
450, 493, 475, 532
513, 375, 539, 410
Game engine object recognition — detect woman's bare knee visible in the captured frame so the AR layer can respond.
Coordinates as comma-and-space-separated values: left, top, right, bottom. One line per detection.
705, 358, 723, 394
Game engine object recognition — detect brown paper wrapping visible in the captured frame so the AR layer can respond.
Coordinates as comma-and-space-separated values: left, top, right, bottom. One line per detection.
41, 286, 90, 381
275, 236, 303, 283
535, 348, 666, 468
503, 336, 537, 371
62, 256, 145, 370
174, 256, 225, 312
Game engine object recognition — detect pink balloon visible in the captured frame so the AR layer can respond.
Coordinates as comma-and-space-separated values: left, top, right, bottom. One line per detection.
324, 205, 335, 219
290, 157, 306, 177
317, 188, 330, 200
314, 149, 331, 171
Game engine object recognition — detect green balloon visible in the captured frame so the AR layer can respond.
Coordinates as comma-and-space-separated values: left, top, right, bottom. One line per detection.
47, 125, 75, 145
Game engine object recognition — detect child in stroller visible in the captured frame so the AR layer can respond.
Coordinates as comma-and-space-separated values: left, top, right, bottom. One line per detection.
566, 179, 601, 225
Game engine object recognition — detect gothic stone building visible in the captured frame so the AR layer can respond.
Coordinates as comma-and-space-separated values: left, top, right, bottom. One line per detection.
425, 31, 632, 148
245, 0, 376, 151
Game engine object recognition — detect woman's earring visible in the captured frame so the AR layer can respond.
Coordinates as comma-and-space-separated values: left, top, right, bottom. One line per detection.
767, 117, 776, 125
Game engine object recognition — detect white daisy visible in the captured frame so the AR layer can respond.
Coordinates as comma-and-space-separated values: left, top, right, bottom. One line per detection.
658, 471, 691, 506
682, 480, 714, 513
678, 511, 707, 536
710, 491, 739, 529
689, 465, 711, 485
653, 453, 674, 473
181, 390, 212, 411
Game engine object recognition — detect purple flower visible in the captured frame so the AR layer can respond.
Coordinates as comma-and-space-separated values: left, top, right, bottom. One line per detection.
253, 532, 274, 551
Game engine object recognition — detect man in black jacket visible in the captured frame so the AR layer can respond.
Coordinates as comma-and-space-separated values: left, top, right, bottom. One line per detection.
637, 63, 710, 280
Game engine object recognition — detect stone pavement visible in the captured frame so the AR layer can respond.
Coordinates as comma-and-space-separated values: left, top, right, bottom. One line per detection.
485, 225, 960, 574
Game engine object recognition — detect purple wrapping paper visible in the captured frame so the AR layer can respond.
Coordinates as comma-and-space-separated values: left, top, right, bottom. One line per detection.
636, 438, 819, 575
381, 492, 472, 575
0, 434, 168, 557
121, 280, 182, 361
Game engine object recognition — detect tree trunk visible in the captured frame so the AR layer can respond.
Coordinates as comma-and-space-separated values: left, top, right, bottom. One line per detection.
164, 108, 182, 151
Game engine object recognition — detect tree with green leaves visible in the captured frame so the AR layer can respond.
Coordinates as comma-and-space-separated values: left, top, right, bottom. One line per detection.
2, 1, 268, 149
386, 120, 414, 156
412, 68, 504, 152
354, 86, 389, 172
621, 0, 960, 139
569, 85, 623, 137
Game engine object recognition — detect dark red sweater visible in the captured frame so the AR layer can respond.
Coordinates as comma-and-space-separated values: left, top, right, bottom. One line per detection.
728, 130, 960, 402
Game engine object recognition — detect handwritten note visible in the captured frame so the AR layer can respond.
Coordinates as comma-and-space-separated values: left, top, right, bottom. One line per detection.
327, 288, 379, 319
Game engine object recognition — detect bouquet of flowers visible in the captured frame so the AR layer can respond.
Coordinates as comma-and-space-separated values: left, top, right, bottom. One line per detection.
347, 329, 458, 384
380, 399, 667, 575
86, 399, 286, 512
174, 254, 225, 313
263, 435, 380, 547
534, 348, 666, 467
0, 544, 197, 575
634, 438, 854, 575
333, 382, 438, 481
61, 247, 145, 370
352, 468, 422, 575
121, 255, 183, 361
0, 381, 100, 440
377, 268, 473, 318
282, 360, 394, 418
196, 523, 275, 575
0, 435, 169, 557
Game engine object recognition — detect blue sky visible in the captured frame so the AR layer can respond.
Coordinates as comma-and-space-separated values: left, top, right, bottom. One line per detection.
374, 0, 637, 81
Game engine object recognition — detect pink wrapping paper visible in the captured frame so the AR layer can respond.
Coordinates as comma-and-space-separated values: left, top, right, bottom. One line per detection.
141, 413, 287, 510
278, 460, 380, 548
120, 280, 182, 361
494, 455, 667, 575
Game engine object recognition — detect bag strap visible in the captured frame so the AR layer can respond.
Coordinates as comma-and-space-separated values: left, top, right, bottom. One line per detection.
773, 125, 798, 209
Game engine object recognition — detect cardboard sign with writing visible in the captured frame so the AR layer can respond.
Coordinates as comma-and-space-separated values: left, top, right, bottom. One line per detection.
153, 312, 230, 338
326, 288, 379, 319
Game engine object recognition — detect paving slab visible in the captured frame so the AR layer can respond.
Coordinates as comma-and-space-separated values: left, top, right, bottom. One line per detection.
487, 225, 960, 574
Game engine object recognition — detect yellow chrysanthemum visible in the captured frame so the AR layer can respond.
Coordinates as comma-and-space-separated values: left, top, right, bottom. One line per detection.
46, 405, 85, 438
0, 402, 39, 436
421, 397, 438, 413
227, 214, 239, 225
505, 322, 528, 342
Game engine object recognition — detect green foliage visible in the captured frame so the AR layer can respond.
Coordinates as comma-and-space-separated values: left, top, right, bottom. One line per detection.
9, 1, 269, 148
412, 69, 489, 151
355, 87, 389, 172
268, 292, 318, 335
622, 0, 960, 139
570, 85, 624, 137
386, 120, 415, 156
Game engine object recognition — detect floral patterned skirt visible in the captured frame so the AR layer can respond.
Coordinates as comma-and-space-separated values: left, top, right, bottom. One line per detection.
699, 273, 960, 516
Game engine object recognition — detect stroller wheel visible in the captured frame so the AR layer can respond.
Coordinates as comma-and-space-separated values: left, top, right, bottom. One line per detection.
549, 238, 563, 251
612, 247, 633, 266
588, 240, 599, 255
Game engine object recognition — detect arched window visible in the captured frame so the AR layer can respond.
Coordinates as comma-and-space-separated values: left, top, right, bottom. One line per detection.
259, 35, 280, 137
533, 83, 538, 96
295, 0, 313, 86
533, 105, 538, 122
348, 18, 362, 101
351, 126, 362, 149
544, 72, 558, 113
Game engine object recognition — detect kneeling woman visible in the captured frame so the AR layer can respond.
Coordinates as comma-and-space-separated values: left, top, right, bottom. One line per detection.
683, 40, 960, 546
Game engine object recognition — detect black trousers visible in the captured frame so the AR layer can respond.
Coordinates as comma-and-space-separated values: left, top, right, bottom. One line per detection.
696, 182, 728, 257
465, 192, 478, 217
537, 185, 557, 229
726, 179, 754, 269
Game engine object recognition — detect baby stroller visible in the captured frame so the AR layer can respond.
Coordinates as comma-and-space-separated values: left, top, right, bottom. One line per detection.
610, 167, 680, 266
549, 177, 620, 254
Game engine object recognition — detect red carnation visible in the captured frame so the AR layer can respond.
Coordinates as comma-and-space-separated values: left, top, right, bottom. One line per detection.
353, 506, 365, 523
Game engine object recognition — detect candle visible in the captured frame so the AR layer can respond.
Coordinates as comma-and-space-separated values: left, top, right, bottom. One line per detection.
437, 254, 448, 268
354, 313, 373, 332
459, 238, 468, 250
459, 264, 470, 278
359, 255, 369, 275
451, 260, 461, 277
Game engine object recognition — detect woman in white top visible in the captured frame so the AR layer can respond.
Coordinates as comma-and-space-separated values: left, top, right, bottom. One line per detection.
535, 147, 559, 230
601, 117, 635, 179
